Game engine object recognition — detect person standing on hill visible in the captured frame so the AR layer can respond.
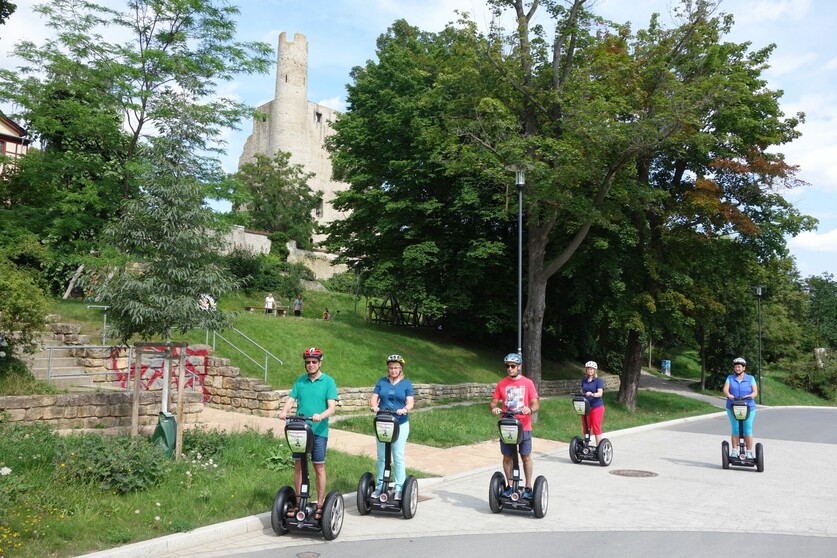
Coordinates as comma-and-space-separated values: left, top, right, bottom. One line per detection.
294, 294, 303, 317
264, 292, 275, 315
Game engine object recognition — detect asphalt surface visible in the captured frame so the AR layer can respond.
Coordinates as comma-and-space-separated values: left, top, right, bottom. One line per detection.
76, 402, 837, 558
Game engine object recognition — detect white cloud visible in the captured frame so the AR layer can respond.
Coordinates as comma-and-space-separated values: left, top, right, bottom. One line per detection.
742, 0, 812, 21
789, 229, 837, 252
317, 96, 345, 112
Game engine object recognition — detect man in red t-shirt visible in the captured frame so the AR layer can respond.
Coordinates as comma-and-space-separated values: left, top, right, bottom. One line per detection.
490, 352, 540, 498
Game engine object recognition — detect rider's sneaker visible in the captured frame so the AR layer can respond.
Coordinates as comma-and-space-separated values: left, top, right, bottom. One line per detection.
730, 448, 739, 458
746, 450, 754, 459
370, 488, 381, 499
522, 487, 533, 499
394, 490, 402, 501
502, 486, 513, 497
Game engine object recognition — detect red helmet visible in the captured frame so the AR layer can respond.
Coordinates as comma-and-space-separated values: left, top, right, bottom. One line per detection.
303, 347, 323, 361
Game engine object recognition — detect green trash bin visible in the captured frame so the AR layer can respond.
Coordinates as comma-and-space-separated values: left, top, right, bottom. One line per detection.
152, 411, 176, 457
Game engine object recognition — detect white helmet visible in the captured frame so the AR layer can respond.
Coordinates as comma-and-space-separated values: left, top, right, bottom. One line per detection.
584, 361, 598, 370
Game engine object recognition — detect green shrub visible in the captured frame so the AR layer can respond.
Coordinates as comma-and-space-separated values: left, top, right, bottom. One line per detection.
268, 231, 290, 259
182, 427, 227, 460
55, 434, 167, 494
784, 358, 837, 400
322, 270, 358, 294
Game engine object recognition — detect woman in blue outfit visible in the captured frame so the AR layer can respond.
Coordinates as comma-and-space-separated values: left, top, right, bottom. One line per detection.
723, 357, 759, 458
369, 354, 414, 501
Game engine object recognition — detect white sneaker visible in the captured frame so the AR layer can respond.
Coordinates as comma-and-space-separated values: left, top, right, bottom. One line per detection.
394, 490, 402, 501
730, 448, 739, 458
370, 488, 381, 499
746, 450, 754, 459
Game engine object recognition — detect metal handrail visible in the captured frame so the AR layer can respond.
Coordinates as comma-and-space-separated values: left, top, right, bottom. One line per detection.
210, 327, 283, 383
38, 344, 132, 386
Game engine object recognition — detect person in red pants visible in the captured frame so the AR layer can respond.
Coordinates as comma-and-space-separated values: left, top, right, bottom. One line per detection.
581, 361, 606, 447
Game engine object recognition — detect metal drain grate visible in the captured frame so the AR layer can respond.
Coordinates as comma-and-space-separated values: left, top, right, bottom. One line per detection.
609, 469, 658, 478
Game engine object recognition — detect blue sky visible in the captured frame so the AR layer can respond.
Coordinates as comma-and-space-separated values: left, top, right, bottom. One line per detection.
3, 0, 835, 279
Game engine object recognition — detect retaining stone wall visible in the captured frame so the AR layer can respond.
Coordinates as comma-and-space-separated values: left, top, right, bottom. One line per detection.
203, 355, 621, 417
0, 391, 203, 430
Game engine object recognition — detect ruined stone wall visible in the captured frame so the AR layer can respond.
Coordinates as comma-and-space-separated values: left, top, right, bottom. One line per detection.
286, 240, 348, 280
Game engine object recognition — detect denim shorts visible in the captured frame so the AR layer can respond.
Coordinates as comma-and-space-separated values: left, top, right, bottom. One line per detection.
500, 430, 532, 457
293, 434, 328, 464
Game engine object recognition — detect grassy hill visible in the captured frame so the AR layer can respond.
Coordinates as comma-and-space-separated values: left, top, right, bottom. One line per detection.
52, 291, 583, 390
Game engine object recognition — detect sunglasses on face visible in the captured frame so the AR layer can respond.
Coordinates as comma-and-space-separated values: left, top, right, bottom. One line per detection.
305, 360, 319, 365
506, 364, 518, 369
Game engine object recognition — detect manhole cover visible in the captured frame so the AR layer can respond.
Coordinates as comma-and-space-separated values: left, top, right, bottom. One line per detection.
609, 469, 658, 478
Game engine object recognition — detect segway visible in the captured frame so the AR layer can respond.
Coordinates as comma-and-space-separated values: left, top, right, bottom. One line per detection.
721, 398, 764, 472
488, 410, 548, 518
356, 409, 418, 519
271, 415, 344, 540
569, 394, 613, 466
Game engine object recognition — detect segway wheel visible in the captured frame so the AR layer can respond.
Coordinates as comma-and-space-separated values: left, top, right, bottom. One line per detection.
356, 471, 374, 515
721, 440, 730, 470
569, 436, 582, 464
755, 443, 764, 473
489, 471, 505, 513
401, 475, 418, 519
532, 475, 548, 519
598, 438, 613, 467
270, 486, 295, 536
320, 490, 344, 541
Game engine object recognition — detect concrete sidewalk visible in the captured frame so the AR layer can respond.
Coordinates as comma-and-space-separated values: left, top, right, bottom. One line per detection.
76, 404, 837, 558
194, 405, 564, 477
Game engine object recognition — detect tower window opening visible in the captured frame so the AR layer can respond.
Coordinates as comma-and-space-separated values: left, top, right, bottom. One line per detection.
316, 198, 324, 218
315, 112, 322, 123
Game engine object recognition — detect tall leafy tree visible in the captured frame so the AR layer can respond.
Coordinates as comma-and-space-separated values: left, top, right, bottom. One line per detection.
97, 99, 235, 342
232, 151, 320, 249
0, 0, 272, 292
327, 20, 518, 335
805, 273, 837, 351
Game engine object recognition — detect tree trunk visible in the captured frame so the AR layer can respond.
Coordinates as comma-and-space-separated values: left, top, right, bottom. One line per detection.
617, 329, 644, 411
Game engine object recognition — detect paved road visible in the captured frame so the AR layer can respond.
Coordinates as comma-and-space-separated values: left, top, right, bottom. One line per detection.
79, 405, 837, 558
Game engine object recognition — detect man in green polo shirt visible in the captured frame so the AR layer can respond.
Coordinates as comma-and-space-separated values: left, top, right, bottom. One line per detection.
279, 347, 338, 519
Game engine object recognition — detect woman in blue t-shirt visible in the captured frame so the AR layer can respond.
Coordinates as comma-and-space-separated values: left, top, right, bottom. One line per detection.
369, 354, 414, 501
581, 361, 606, 446
723, 357, 759, 458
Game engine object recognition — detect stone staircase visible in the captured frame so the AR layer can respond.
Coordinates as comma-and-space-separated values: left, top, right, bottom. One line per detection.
28, 316, 96, 390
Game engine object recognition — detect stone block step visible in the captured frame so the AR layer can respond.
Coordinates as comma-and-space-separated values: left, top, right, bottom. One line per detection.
32, 356, 79, 369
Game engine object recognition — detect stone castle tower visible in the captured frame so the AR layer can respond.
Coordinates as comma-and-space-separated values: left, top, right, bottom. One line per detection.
239, 32, 348, 241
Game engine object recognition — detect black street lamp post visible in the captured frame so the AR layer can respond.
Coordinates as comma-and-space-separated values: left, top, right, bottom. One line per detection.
756, 285, 764, 404
515, 169, 525, 355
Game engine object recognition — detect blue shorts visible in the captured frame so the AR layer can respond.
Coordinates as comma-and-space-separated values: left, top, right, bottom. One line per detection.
500, 430, 532, 457
293, 434, 328, 464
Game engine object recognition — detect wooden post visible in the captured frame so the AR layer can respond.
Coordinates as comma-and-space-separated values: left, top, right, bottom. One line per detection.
131, 346, 142, 436
175, 345, 186, 460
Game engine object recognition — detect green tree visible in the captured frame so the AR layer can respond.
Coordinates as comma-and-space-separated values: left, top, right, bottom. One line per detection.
96, 107, 236, 343
0, 0, 272, 293
327, 20, 518, 336
805, 273, 837, 350
0, 0, 15, 28
233, 151, 320, 249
